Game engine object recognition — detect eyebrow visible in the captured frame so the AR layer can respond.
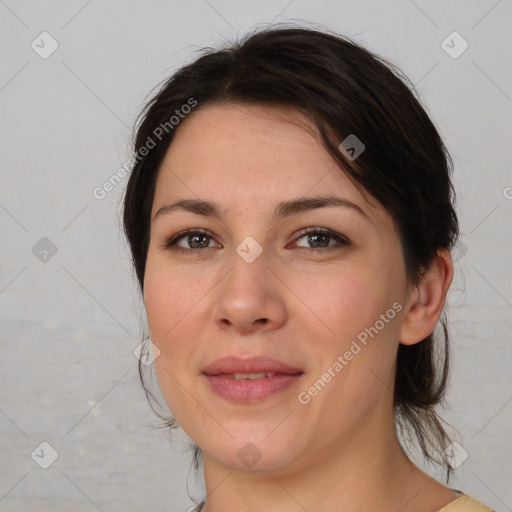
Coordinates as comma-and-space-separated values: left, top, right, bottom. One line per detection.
153, 194, 371, 223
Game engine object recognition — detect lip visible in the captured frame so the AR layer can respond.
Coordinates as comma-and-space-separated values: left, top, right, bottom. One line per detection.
202, 355, 303, 376
202, 356, 304, 403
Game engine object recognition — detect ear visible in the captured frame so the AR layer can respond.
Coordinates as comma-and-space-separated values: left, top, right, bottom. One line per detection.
399, 248, 454, 346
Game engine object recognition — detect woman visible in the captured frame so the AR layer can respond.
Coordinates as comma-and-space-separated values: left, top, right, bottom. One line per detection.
122, 26, 494, 511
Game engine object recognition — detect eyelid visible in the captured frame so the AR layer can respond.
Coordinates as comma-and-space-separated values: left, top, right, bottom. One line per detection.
163, 228, 219, 251
290, 227, 351, 248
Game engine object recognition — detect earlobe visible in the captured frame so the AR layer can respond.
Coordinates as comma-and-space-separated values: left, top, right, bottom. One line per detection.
399, 248, 454, 346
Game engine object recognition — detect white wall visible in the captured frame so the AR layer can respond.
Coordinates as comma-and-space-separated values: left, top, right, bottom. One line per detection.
1, 1, 510, 510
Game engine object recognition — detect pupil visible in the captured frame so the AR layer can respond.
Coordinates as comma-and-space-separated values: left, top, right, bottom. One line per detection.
190, 234, 208, 248
309, 233, 329, 247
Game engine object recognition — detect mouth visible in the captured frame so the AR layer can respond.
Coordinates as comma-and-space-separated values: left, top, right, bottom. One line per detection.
202, 356, 304, 403
218, 372, 280, 380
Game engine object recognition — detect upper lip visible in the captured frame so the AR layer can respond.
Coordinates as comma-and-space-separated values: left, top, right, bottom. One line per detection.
202, 356, 303, 376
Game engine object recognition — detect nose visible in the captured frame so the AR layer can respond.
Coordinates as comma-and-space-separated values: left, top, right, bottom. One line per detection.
210, 246, 287, 336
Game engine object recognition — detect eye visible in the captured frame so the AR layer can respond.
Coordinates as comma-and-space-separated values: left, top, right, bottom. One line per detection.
291, 227, 351, 252
163, 228, 219, 254
162, 227, 351, 255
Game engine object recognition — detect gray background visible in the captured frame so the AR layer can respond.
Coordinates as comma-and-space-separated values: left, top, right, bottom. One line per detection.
1, 0, 511, 510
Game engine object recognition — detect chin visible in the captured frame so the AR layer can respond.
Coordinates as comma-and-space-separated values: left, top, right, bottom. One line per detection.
197, 430, 303, 473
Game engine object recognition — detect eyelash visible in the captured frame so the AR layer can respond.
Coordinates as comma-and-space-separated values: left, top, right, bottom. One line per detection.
162, 227, 351, 255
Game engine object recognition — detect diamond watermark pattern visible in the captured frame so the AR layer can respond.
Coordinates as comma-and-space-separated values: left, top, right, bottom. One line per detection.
441, 32, 469, 59
31, 441, 59, 469
338, 134, 365, 161
32, 237, 58, 263
133, 339, 161, 366
442, 441, 469, 469
236, 442, 262, 468
31, 31, 59, 59
236, 236, 263, 263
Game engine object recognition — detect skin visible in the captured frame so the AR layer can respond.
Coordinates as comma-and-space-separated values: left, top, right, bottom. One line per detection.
143, 103, 456, 512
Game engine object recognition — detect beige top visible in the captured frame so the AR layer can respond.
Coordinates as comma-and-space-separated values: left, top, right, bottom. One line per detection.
188, 491, 495, 511
439, 492, 495, 511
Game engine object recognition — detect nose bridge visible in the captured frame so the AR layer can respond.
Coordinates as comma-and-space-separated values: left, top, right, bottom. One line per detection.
234, 234, 265, 266
225, 234, 268, 295
210, 234, 285, 332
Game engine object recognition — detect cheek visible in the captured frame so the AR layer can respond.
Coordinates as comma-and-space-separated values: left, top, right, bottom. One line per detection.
297, 262, 403, 395
144, 259, 204, 341
143, 263, 205, 417
299, 265, 392, 348
143, 266, 196, 386
144, 274, 174, 343
297, 274, 401, 436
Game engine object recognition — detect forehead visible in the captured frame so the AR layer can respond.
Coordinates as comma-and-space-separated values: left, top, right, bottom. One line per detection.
152, 103, 385, 223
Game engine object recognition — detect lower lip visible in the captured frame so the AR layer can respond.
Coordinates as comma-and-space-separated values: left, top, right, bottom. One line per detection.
204, 374, 303, 403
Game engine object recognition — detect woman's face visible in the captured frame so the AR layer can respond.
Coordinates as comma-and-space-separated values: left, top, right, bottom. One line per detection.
144, 103, 413, 473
